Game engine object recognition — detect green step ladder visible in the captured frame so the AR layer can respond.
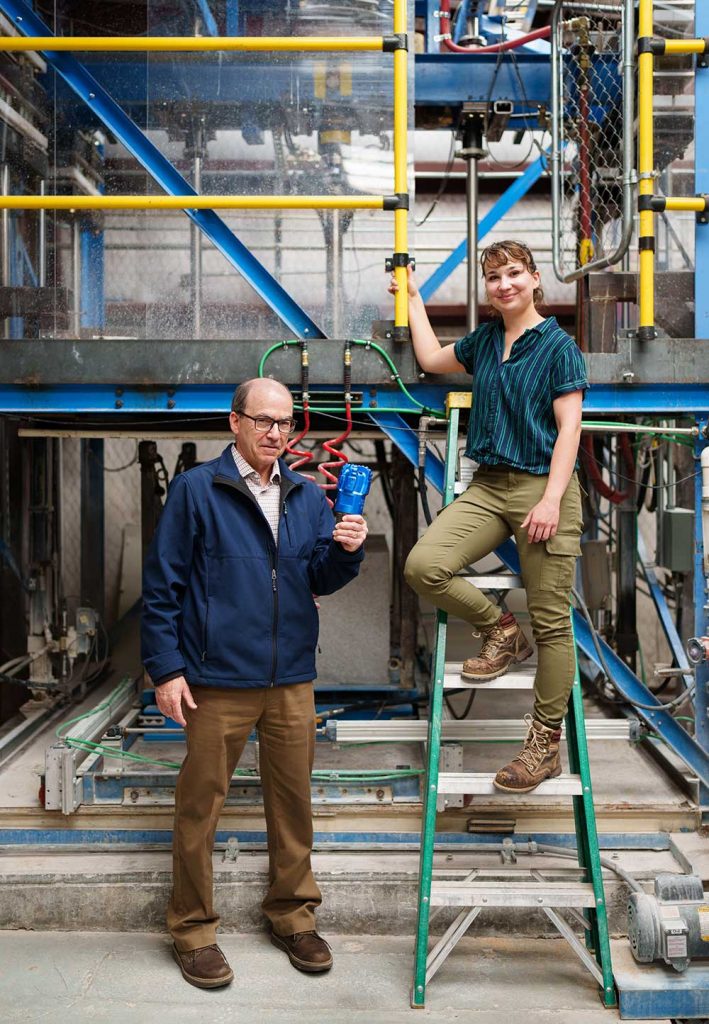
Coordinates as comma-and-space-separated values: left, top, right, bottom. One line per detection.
411, 399, 616, 1009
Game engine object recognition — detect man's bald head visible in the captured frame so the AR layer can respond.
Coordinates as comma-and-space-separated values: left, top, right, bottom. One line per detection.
231, 377, 292, 415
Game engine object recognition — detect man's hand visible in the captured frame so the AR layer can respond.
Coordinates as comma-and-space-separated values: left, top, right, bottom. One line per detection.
521, 497, 560, 544
332, 513, 368, 552
154, 675, 197, 728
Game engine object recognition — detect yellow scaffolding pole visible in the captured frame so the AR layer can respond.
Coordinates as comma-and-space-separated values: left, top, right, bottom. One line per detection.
637, 0, 655, 341
0, 36, 390, 53
392, 0, 409, 338
0, 195, 391, 211
0, 14, 411, 333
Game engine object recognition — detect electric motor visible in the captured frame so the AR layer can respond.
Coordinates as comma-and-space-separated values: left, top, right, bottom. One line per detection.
627, 873, 709, 972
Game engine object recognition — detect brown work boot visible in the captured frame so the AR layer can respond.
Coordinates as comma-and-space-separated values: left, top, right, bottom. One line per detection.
271, 930, 333, 973
172, 943, 234, 989
493, 715, 563, 793
461, 612, 533, 681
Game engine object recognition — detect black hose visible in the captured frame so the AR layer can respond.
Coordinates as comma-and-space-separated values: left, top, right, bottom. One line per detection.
418, 466, 434, 526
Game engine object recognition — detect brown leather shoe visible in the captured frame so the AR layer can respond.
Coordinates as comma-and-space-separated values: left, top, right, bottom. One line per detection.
271, 930, 333, 973
461, 612, 533, 681
172, 943, 234, 989
493, 716, 563, 793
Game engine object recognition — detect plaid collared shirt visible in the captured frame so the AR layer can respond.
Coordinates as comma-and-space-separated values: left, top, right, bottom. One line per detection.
232, 444, 281, 542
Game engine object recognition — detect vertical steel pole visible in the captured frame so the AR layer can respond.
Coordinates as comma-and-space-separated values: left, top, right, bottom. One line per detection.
326, 209, 343, 337
694, 1, 709, 815
38, 181, 46, 288
1, 164, 9, 340
189, 132, 204, 340
72, 217, 81, 338
466, 156, 479, 332
392, 0, 409, 339
637, 0, 656, 340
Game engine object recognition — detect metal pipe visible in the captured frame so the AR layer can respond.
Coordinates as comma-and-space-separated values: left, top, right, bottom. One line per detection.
1, 164, 9, 340
0, 194, 390, 211
0, 35, 391, 52
189, 137, 203, 340
550, 0, 635, 283
72, 218, 81, 337
392, 0, 409, 337
461, 117, 483, 333
637, 0, 656, 340
326, 209, 343, 337
38, 180, 46, 287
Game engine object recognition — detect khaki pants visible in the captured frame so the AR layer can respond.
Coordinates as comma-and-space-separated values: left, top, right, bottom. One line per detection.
168, 682, 321, 952
404, 466, 582, 727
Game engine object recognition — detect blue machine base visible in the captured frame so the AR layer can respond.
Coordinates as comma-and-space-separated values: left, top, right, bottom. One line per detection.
613, 941, 709, 1020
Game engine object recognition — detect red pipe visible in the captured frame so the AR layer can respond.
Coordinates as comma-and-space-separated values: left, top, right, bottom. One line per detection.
286, 343, 315, 479
438, 1, 551, 53
317, 343, 353, 506
580, 434, 635, 505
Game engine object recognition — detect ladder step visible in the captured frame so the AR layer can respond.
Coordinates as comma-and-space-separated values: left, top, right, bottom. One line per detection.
326, 719, 631, 743
437, 772, 583, 796
457, 573, 524, 590
430, 879, 596, 908
444, 664, 535, 689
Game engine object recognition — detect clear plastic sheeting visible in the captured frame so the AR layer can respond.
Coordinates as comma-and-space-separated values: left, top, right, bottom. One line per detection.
0, 0, 413, 342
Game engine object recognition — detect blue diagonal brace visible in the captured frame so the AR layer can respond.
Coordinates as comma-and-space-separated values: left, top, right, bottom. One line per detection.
192, 1, 219, 37
637, 534, 694, 691
396, 425, 709, 790
0, 0, 324, 340
420, 153, 548, 303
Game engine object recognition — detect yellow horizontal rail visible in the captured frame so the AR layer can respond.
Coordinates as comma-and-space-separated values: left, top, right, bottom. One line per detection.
0, 194, 389, 211
664, 38, 708, 56
0, 35, 390, 53
663, 197, 707, 213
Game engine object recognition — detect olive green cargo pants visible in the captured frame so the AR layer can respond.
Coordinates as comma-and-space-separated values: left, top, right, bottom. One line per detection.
404, 465, 583, 727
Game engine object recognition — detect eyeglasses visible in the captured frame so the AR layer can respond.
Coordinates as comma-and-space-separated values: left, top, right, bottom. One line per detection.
238, 412, 296, 434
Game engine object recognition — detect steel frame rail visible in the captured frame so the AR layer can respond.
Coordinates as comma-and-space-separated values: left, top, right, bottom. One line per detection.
636, 0, 709, 340
0, 0, 411, 338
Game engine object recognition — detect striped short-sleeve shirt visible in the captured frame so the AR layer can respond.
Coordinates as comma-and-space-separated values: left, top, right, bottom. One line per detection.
453, 316, 588, 475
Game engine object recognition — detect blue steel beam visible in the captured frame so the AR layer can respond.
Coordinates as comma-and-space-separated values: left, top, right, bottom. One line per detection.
1, 384, 709, 415
192, 0, 219, 37
0, 0, 325, 340
419, 154, 547, 302
415, 52, 551, 108
637, 533, 694, 692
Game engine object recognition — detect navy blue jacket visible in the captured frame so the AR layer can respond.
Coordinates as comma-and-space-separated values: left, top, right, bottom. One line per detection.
141, 445, 364, 689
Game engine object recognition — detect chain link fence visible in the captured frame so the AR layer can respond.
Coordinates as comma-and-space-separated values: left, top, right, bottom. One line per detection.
552, 1, 632, 281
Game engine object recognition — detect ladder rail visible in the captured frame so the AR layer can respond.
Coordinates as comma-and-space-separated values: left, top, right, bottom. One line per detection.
411, 403, 617, 1008
412, 407, 460, 1008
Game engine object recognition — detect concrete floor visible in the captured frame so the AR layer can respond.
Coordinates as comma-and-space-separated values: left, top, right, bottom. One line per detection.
0, 932, 669, 1024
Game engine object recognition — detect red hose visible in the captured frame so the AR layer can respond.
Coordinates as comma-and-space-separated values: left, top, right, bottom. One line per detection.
317, 343, 353, 507
580, 434, 635, 505
438, 1, 551, 53
286, 343, 315, 479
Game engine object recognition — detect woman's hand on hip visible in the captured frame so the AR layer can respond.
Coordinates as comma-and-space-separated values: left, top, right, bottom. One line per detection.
521, 498, 560, 544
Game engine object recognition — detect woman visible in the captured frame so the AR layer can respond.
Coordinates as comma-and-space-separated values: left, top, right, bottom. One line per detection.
391, 240, 587, 794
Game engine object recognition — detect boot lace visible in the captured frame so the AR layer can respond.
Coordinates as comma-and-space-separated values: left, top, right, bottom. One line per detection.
515, 715, 551, 773
477, 624, 507, 660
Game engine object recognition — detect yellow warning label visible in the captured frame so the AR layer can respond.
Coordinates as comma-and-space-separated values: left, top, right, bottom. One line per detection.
698, 906, 709, 943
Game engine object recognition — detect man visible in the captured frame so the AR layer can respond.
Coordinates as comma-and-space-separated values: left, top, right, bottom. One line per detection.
142, 378, 367, 989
